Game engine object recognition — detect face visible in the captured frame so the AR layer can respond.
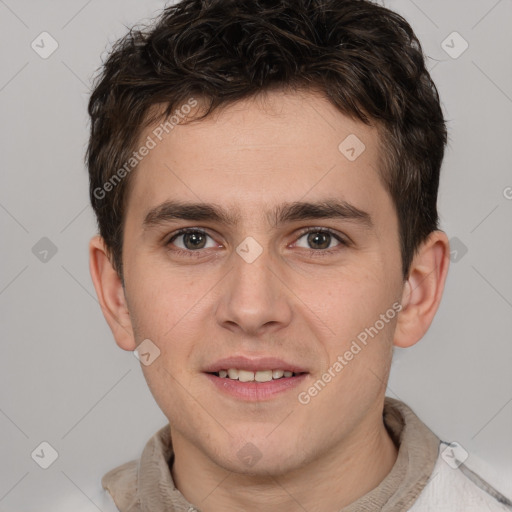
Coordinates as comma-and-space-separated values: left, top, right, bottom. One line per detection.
121, 89, 405, 475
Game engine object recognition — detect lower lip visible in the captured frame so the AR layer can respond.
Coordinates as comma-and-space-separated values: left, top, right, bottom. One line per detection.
204, 373, 308, 401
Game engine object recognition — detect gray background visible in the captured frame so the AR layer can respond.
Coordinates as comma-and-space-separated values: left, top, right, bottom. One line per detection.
1, 0, 511, 510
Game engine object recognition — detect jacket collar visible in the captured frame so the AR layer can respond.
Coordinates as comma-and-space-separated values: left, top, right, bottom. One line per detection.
102, 397, 440, 511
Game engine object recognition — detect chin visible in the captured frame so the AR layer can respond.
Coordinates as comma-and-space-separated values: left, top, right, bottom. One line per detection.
222, 453, 303, 478
212, 433, 305, 477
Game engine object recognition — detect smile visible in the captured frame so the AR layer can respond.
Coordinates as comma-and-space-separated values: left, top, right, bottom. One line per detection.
212, 369, 301, 382
205, 370, 308, 401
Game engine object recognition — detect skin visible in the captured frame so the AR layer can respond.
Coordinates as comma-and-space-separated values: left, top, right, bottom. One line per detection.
89, 89, 450, 512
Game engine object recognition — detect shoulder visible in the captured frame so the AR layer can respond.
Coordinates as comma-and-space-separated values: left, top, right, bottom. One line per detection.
101, 459, 140, 511
96, 488, 123, 512
409, 441, 512, 512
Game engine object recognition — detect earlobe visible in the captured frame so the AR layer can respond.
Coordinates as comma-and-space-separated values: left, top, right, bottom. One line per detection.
394, 230, 450, 348
88, 235, 136, 351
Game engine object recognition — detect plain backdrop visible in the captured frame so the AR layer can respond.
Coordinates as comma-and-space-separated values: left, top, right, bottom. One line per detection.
1, 0, 511, 510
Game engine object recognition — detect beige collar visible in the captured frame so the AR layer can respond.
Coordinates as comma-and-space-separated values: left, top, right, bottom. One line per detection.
102, 397, 440, 511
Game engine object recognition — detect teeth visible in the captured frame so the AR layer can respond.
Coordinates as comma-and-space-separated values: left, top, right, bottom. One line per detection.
255, 370, 273, 382
216, 369, 298, 381
238, 370, 254, 382
227, 368, 239, 380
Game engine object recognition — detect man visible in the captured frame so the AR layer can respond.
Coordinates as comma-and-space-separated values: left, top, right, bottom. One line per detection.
87, 0, 512, 510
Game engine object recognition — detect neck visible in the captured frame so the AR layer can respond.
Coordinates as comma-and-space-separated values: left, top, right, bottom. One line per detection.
171, 403, 398, 512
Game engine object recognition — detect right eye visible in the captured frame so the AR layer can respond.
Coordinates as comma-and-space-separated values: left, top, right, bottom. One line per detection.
166, 228, 220, 255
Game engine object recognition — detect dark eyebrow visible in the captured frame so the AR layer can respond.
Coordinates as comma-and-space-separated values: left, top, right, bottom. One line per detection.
142, 199, 373, 230
143, 201, 241, 229
268, 199, 373, 229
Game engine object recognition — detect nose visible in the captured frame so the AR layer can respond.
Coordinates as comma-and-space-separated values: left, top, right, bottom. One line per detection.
215, 242, 293, 336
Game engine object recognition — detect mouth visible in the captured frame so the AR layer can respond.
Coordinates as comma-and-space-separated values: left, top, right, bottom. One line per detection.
203, 356, 309, 401
208, 368, 306, 382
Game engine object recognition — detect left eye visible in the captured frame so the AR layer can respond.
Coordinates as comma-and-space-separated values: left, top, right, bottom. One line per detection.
295, 229, 342, 250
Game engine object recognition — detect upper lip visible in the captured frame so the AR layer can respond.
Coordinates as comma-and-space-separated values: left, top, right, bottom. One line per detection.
203, 356, 309, 374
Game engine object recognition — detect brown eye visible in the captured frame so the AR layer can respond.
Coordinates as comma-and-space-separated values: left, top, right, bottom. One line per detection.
182, 231, 207, 249
306, 232, 332, 250
167, 229, 216, 251
295, 229, 344, 251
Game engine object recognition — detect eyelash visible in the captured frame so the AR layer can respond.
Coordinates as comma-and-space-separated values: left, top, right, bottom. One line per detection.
165, 227, 349, 258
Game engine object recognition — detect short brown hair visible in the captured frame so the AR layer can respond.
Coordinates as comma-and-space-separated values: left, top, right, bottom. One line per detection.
87, 0, 447, 281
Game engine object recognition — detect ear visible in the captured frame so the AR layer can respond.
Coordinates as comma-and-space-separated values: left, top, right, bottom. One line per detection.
89, 235, 136, 351
394, 230, 450, 348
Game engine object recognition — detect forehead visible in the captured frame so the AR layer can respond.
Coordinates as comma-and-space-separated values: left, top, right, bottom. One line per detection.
125, 89, 389, 227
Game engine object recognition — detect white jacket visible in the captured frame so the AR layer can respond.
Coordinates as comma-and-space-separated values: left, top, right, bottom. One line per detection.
409, 447, 512, 511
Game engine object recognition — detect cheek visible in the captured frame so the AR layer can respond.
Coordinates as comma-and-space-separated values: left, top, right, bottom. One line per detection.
126, 262, 203, 336
307, 270, 399, 400
315, 265, 397, 334
126, 269, 216, 392
308, 273, 397, 402
133, 279, 202, 413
